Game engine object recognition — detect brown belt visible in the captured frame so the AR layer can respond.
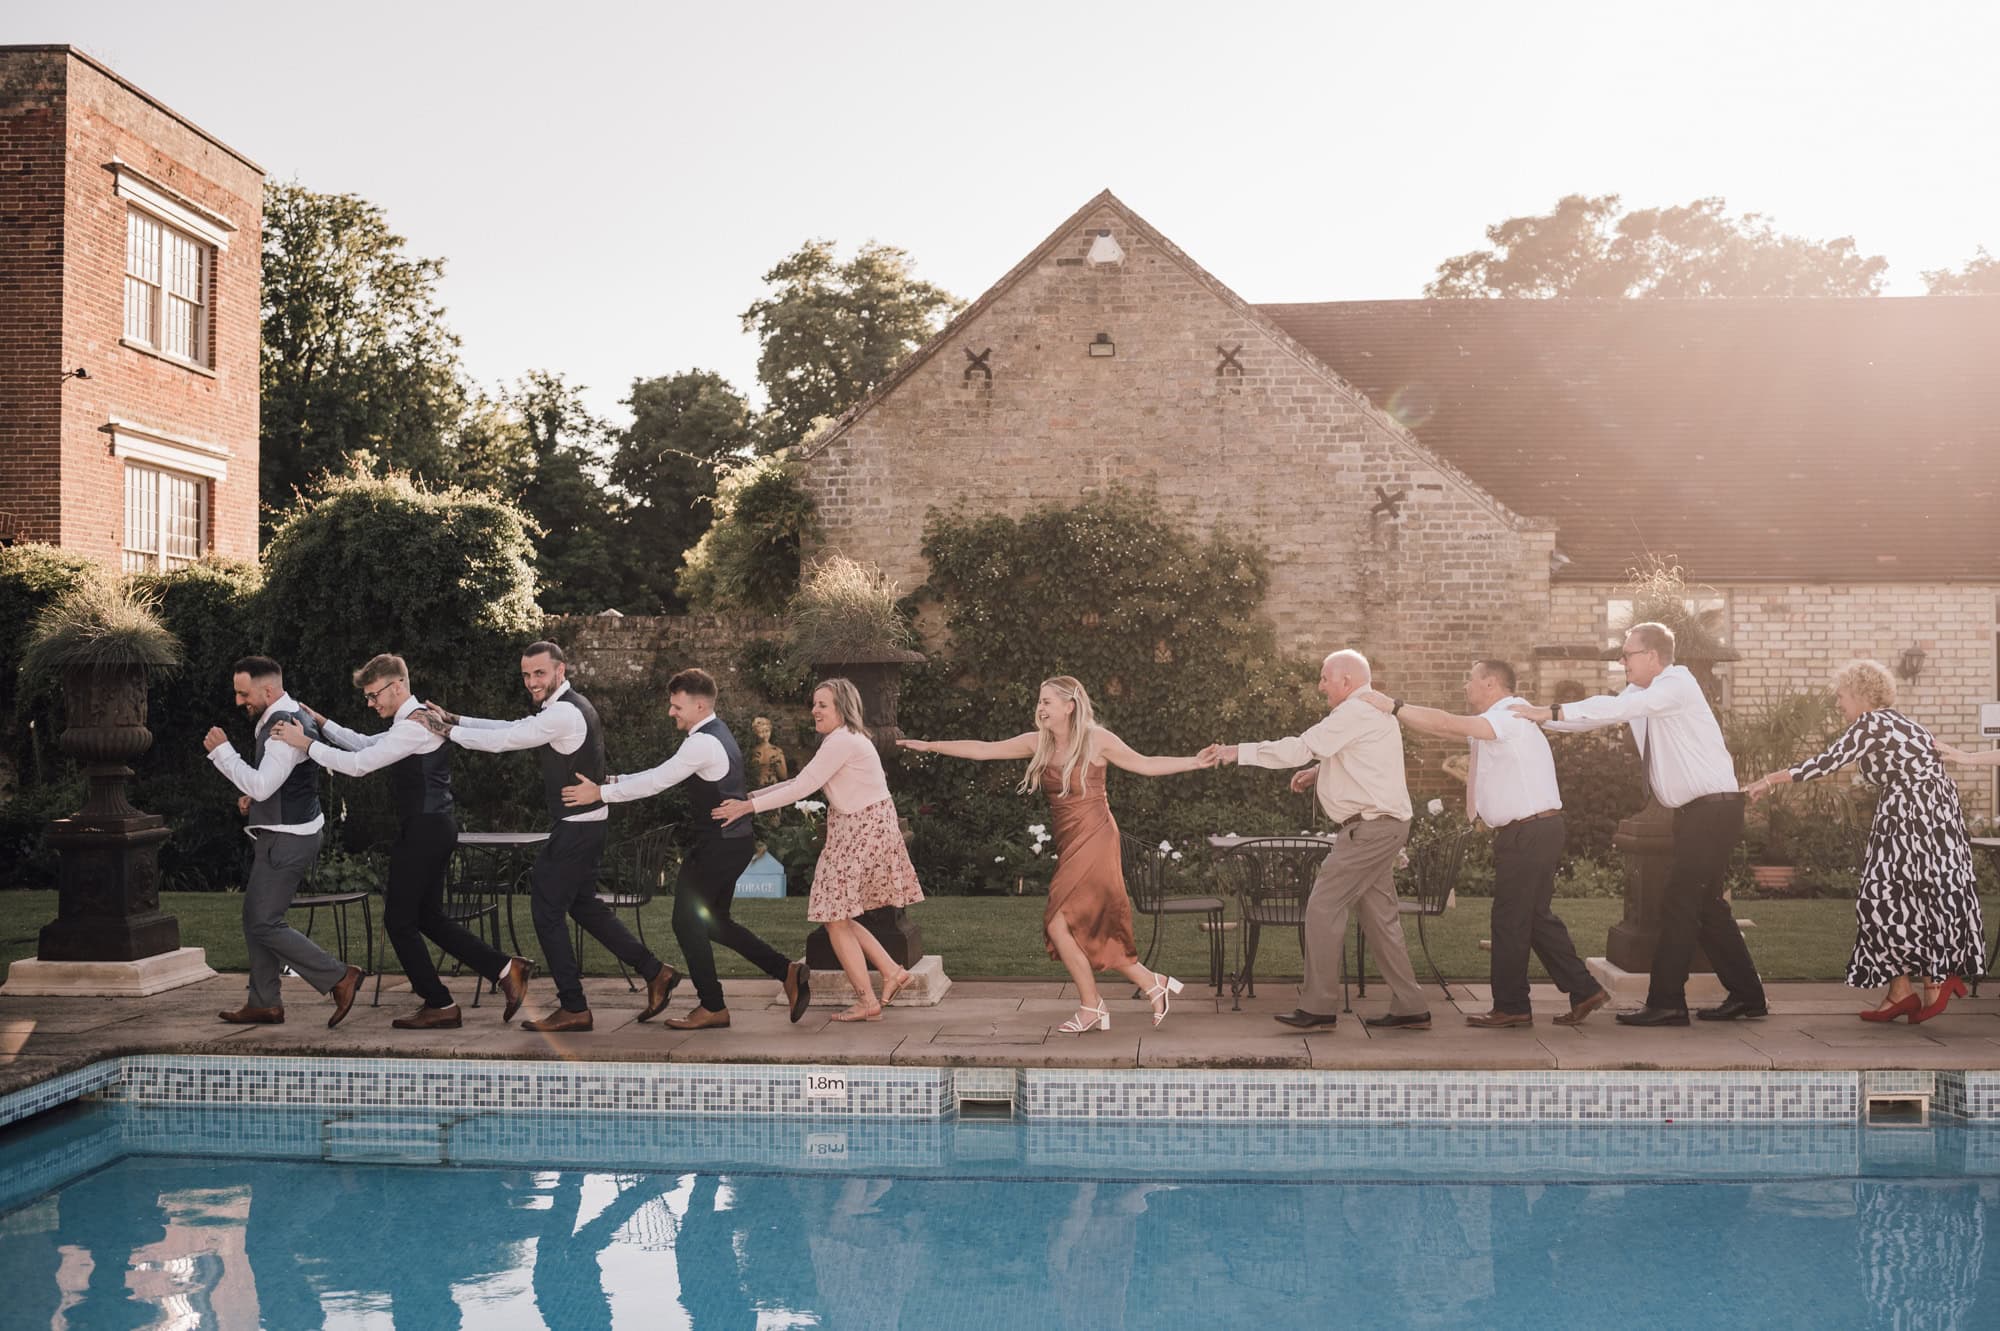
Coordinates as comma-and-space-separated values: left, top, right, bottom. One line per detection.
1494, 808, 1562, 831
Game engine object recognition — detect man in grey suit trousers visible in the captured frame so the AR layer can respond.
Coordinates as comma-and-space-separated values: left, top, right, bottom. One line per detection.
1204, 649, 1430, 1031
204, 655, 363, 1027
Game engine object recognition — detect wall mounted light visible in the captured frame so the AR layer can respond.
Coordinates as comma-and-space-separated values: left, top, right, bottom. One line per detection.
1088, 333, 1116, 358
59, 366, 90, 384
1086, 228, 1125, 267
1896, 645, 1927, 682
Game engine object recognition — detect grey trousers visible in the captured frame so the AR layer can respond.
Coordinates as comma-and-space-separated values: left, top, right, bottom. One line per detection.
1301, 816, 1427, 1017
242, 829, 347, 1008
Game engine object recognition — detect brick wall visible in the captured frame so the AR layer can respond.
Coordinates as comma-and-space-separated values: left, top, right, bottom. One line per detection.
801, 202, 1558, 725
0, 50, 68, 544
0, 47, 261, 568
1535, 579, 1999, 818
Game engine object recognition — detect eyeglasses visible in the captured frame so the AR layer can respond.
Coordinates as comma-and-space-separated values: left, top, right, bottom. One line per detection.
362, 683, 398, 705
1618, 649, 1654, 662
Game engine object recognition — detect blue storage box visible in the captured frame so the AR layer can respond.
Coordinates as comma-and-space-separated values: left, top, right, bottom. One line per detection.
735, 850, 787, 899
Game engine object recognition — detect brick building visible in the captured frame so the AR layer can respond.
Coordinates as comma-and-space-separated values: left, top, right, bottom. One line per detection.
0, 46, 262, 570
800, 192, 2000, 813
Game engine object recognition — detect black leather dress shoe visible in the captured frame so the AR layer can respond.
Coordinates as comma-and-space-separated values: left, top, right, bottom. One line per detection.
1697, 997, 1770, 1021
1364, 1012, 1432, 1030
1274, 1009, 1339, 1029
1614, 1006, 1691, 1027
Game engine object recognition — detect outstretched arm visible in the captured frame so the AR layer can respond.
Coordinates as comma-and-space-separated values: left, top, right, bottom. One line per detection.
1356, 689, 1495, 741
1938, 742, 2000, 768
1095, 728, 1217, 778
897, 733, 1038, 761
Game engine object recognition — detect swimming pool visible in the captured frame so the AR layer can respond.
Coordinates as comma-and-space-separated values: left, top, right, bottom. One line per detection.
3, 1101, 1995, 1329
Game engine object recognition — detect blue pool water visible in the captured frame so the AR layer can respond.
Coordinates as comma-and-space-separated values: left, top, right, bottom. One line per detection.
1, 1102, 1997, 1329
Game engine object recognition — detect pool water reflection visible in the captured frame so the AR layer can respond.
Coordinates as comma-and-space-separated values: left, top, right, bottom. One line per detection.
1, 1103, 1997, 1329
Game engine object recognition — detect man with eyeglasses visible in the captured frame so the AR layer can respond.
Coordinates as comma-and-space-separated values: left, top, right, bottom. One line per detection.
1511, 622, 1767, 1026
272, 654, 532, 1029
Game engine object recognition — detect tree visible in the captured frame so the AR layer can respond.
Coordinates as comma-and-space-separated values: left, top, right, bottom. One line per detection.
1427, 194, 1888, 299
741, 240, 961, 450
260, 182, 469, 535
676, 453, 819, 613
503, 372, 640, 616
1924, 247, 2000, 294
610, 370, 757, 611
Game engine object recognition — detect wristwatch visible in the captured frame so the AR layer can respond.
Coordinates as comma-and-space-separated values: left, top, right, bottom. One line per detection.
1550, 702, 1564, 722
1390, 698, 1404, 716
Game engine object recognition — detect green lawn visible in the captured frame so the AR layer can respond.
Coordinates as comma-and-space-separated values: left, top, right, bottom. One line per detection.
6, 890, 1984, 984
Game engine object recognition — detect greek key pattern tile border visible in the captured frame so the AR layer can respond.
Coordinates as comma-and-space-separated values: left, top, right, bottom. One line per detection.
101, 1056, 953, 1119
8, 1058, 2000, 1126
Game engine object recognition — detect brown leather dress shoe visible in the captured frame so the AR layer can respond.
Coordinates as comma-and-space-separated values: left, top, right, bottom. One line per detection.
392, 1003, 463, 1030
219, 1005, 284, 1025
327, 965, 365, 1029
495, 957, 534, 1023
665, 1006, 731, 1030
784, 960, 810, 1024
1552, 989, 1610, 1027
520, 1007, 594, 1033
637, 965, 681, 1022
1466, 1009, 1534, 1029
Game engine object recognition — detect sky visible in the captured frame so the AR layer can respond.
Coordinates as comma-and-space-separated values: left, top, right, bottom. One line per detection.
18, 1, 2000, 425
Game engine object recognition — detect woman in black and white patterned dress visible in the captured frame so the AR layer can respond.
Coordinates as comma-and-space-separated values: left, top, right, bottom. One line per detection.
1745, 659, 1984, 1022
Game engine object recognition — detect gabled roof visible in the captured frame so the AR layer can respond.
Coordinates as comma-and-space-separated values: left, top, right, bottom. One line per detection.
800, 191, 1530, 531
1257, 297, 2000, 582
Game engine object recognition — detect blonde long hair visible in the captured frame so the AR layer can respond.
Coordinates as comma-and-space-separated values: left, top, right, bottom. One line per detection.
1020, 675, 1096, 797
815, 677, 872, 737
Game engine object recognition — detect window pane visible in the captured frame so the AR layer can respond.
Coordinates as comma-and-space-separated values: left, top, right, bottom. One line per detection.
125, 276, 155, 343
126, 211, 161, 283
123, 465, 158, 569
161, 472, 202, 567
163, 295, 198, 361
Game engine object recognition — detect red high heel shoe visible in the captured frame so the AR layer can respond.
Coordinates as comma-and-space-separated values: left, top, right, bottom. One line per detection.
1860, 994, 1920, 1022
1909, 976, 1967, 1025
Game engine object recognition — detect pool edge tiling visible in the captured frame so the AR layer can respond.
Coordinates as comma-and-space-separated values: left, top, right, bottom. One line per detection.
7, 1056, 2000, 1126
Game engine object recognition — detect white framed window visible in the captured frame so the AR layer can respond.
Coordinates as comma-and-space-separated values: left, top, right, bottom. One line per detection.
125, 208, 210, 366
123, 463, 207, 572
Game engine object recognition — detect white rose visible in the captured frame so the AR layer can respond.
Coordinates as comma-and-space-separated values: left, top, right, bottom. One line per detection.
1427, 798, 1445, 816
1158, 839, 1174, 852
994, 856, 1005, 863
1172, 851, 1184, 861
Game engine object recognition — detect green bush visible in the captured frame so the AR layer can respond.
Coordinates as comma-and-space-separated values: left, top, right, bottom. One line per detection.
677, 454, 818, 613
893, 494, 1322, 890
0, 545, 97, 774
1547, 730, 1646, 861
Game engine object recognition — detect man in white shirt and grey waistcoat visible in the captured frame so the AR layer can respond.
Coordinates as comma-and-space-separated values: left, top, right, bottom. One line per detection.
271, 652, 532, 1029
1362, 659, 1609, 1028
1203, 649, 1432, 1031
1513, 621, 1768, 1027
203, 655, 364, 1027
417, 641, 677, 1033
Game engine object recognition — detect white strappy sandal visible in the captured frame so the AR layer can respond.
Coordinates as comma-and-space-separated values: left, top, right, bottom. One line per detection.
1145, 973, 1185, 1028
1058, 1000, 1110, 1034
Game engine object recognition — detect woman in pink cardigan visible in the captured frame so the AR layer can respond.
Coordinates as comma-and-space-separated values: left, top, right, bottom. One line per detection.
714, 678, 924, 1021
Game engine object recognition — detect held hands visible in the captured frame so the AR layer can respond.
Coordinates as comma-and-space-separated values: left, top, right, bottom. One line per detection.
202, 726, 229, 753
269, 719, 311, 751
712, 798, 755, 824
1197, 743, 1237, 767
1289, 764, 1320, 794
1356, 688, 1395, 713
561, 774, 601, 807
1743, 778, 1772, 805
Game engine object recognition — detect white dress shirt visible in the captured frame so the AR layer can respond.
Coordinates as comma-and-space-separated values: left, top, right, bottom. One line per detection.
310, 695, 442, 777
450, 680, 607, 822
1235, 694, 1413, 823
207, 691, 325, 836
601, 713, 729, 803
1470, 696, 1563, 828
1543, 664, 1737, 808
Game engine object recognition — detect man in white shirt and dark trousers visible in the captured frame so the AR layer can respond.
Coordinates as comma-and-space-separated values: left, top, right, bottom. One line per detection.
1204, 650, 1431, 1031
418, 641, 676, 1033
272, 653, 532, 1029
1514, 622, 1768, 1027
203, 656, 364, 1027
563, 668, 808, 1031
1363, 660, 1609, 1028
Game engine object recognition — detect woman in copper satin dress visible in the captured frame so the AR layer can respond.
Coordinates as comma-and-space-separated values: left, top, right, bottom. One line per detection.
899, 676, 1217, 1032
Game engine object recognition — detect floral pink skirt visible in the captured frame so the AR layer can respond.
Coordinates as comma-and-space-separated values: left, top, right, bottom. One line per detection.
809, 797, 926, 923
